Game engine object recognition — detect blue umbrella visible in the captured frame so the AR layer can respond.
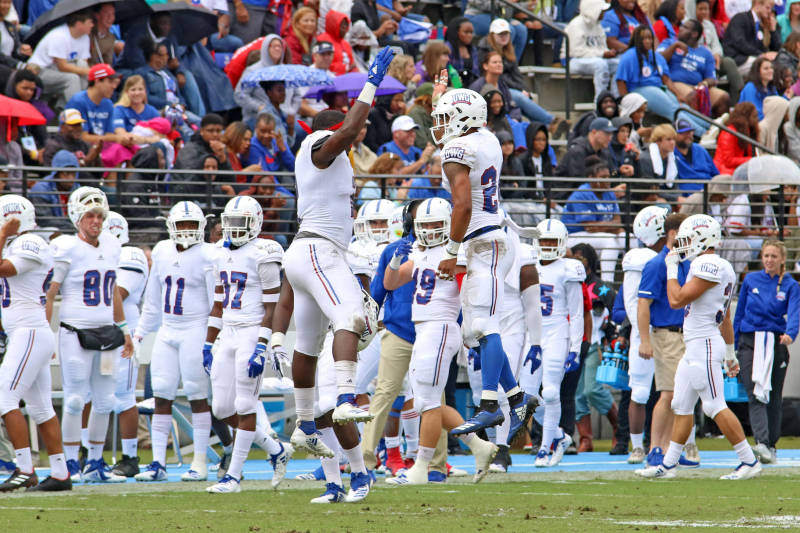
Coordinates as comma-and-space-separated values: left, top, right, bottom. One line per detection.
240, 65, 334, 89
303, 73, 406, 100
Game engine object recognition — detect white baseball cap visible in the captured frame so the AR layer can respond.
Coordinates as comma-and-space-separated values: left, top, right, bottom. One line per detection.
391, 115, 420, 133
489, 18, 511, 34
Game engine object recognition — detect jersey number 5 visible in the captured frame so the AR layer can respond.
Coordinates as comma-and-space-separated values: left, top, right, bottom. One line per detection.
540, 284, 554, 316
220, 271, 247, 309
480, 166, 498, 214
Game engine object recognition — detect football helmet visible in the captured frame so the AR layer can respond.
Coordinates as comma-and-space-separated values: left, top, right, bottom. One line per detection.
430, 89, 487, 146
0, 194, 35, 234
675, 214, 721, 261
67, 186, 108, 228
536, 218, 568, 260
103, 211, 129, 244
167, 201, 206, 248
221, 196, 263, 246
354, 199, 394, 244
633, 206, 669, 247
387, 206, 405, 243
414, 198, 451, 247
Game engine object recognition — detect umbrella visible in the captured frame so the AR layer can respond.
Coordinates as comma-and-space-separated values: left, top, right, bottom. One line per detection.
25, 0, 150, 47
240, 65, 334, 90
734, 155, 800, 194
115, 2, 218, 46
303, 73, 405, 100
0, 95, 46, 141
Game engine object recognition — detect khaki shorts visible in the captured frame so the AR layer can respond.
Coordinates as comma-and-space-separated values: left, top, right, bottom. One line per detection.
651, 328, 685, 392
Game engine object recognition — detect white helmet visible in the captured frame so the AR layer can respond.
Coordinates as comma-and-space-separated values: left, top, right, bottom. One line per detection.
414, 198, 451, 247
221, 196, 263, 246
0, 194, 36, 234
633, 206, 669, 246
67, 186, 108, 228
536, 218, 568, 260
675, 214, 721, 261
167, 201, 206, 248
387, 206, 405, 243
103, 211, 129, 244
430, 89, 487, 146
354, 199, 394, 244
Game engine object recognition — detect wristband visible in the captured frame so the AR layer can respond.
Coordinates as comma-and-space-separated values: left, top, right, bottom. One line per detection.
445, 239, 460, 257
259, 327, 272, 342
666, 263, 678, 280
389, 254, 403, 270
116, 321, 130, 337
271, 331, 286, 349
357, 82, 378, 105
725, 344, 736, 362
207, 316, 223, 330
213, 292, 224, 302
262, 293, 279, 303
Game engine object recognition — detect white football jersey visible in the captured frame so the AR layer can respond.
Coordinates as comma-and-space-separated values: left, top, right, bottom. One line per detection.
538, 257, 585, 333
409, 244, 460, 323
622, 247, 657, 329
214, 238, 283, 326
137, 240, 218, 335
440, 128, 503, 235
683, 253, 736, 342
347, 238, 385, 279
295, 130, 356, 250
117, 246, 149, 331
1, 234, 53, 331
51, 233, 121, 328
500, 231, 536, 336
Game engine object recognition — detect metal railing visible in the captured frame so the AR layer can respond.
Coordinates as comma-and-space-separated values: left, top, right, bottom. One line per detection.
676, 105, 775, 155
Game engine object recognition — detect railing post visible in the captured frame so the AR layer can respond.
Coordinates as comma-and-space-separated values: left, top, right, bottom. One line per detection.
115, 171, 123, 214
564, 35, 571, 120
779, 184, 785, 242
624, 178, 631, 250
206, 173, 213, 211
21, 167, 27, 197
545, 179, 552, 219
702, 181, 709, 214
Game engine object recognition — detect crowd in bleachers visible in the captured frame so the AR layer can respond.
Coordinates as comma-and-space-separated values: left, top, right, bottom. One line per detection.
0, 0, 798, 274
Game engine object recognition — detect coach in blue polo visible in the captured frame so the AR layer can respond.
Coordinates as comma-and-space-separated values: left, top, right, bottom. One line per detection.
637, 212, 691, 466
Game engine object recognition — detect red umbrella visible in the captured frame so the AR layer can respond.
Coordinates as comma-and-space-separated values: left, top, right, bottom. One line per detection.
0, 95, 46, 141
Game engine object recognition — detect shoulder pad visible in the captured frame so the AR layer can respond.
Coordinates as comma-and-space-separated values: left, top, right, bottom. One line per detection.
99, 231, 122, 254
622, 248, 657, 273
50, 234, 77, 262
691, 255, 722, 282
120, 246, 148, 273
11, 234, 49, 263
441, 138, 477, 169
518, 243, 538, 267
252, 238, 284, 263
564, 258, 586, 282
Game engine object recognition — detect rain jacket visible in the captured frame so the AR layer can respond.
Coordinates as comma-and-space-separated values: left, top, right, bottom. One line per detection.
318, 10, 357, 76
784, 96, 800, 162
778, 0, 800, 42
561, 0, 611, 60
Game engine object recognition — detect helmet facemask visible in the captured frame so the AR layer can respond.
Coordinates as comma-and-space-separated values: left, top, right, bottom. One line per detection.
222, 213, 255, 246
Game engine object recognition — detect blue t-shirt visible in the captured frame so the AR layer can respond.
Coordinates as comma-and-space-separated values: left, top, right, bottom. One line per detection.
638, 246, 690, 327
616, 48, 669, 91
602, 10, 649, 45
371, 240, 416, 344
111, 104, 160, 132
377, 141, 422, 166
739, 81, 780, 120
656, 38, 716, 86
65, 91, 115, 137
561, 183, 620, 233
407, 177, 452, 200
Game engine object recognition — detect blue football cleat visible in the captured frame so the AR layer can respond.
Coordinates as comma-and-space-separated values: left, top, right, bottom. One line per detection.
66, 459, 81, 482
507, 393, 539, 446
450, 409, 505, 436
646, 447, 664, 467
344, 471, 372, 503
678, 455, 700, 468
428, 471, 447, 484
296, 465, 326, 481
310, 482, 346, 503
0, 460, 16, 475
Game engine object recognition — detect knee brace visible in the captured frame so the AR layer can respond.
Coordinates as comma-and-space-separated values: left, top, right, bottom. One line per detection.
541, 385, 560, 404
413, 389, 442, 414
113, 391, 136, 415
91, 393, 114, 415
630, 382, 651, 405
332, 309, 367, 337
234, 395, 258, 416
211, 396, 235, 420
64, 393, 85, 415
182, 378, 209, 402
294, 332, 326, 358
471, 316, 500, 340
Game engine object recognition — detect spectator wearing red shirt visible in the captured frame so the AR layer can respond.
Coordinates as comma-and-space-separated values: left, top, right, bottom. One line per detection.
318, 10, 357, 75
714, 101, 758, 174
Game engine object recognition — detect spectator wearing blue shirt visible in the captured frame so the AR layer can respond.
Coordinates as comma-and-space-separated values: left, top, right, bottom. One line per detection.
739, 56, 791, 152
616, 25, 707, 136
733, 240, 800, 462
636, 212, 690, 460
407, 156, 452, 200
111, 75, 160, 135
673, 119, 719, 192
602, 0, 653, 52
377, 115, 435, 176
563, 156, 626, 282
29, 150, 81, 230
66, 64, 133, 147
657, 19, 730, 117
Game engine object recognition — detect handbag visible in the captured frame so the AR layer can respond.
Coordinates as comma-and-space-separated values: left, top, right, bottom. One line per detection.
61, 323, 125, 351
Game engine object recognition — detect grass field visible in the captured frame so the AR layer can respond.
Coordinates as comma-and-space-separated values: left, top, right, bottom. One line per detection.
2, 439, 800, 532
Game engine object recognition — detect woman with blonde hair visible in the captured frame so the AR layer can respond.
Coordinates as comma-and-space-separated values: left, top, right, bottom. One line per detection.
113, 75, 160, 135
285, 7, 318, 65
387, 54, 421, 101
638, 124, 678, 194
734, 240, 800, 465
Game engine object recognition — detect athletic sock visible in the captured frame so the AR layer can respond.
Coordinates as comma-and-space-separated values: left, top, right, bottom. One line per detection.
49, 453, 68, 480
343, 444, 366, 475
630, 433, 644, 450
227, 428, 255, 481
254, 425, 281, 455
458, 433, 475, 446
121, 438, 137, 459
687, 425, 696, 445
88, 443, 104, 462
318, 427, 342, 486
191, 411, 212, 467
401, 408, 419, 459
87, 411, 110, 459
417, 446, 435, 464
541, 401, 561, 451
64, 444, 80, 464
14, 447, 32, 474
733, 439, 757, 464
662, 441, 684, 468
385, 435, 401, 449
81, 427, 90, 449
479, 334, 506, 400
151, 414, 172, 466
334, 360, 357, 397
294, 387, 315, 423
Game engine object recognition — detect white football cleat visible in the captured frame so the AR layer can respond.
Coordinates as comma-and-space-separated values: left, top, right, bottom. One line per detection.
720, 460, 762, 480
206, 474, 241, 493
290, 423, 334, 458
627, 447, 646, 464
310, 483, 346, 503
548, 434, 572, 467
386, 463, 428, 485
684, 443, 700, 464
635, 463, 677, 479
332, 402, 374, 424
82, 459, 126, 483
181, 462, 208, 482
270, 442, 294, 488
752, 443, 773, 464
471, 438, 498, 483
447, 465, 468, 477
135, 461, 168, 482
344, 471, 372, 503
534, 448, 550, 467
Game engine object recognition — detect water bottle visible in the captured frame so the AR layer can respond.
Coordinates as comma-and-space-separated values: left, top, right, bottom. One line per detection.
436, 20, 444, 40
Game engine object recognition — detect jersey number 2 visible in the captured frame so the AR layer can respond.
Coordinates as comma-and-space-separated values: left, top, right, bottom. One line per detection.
481, 166, 498, 214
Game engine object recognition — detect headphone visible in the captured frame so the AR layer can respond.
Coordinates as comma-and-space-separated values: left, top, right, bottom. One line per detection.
402, 199, 424, 238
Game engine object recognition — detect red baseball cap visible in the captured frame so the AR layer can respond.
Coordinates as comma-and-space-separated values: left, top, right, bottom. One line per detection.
88, 63, 120, 81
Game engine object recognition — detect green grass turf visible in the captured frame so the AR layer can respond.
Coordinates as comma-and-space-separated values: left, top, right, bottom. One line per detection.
2, 465, 800, 532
